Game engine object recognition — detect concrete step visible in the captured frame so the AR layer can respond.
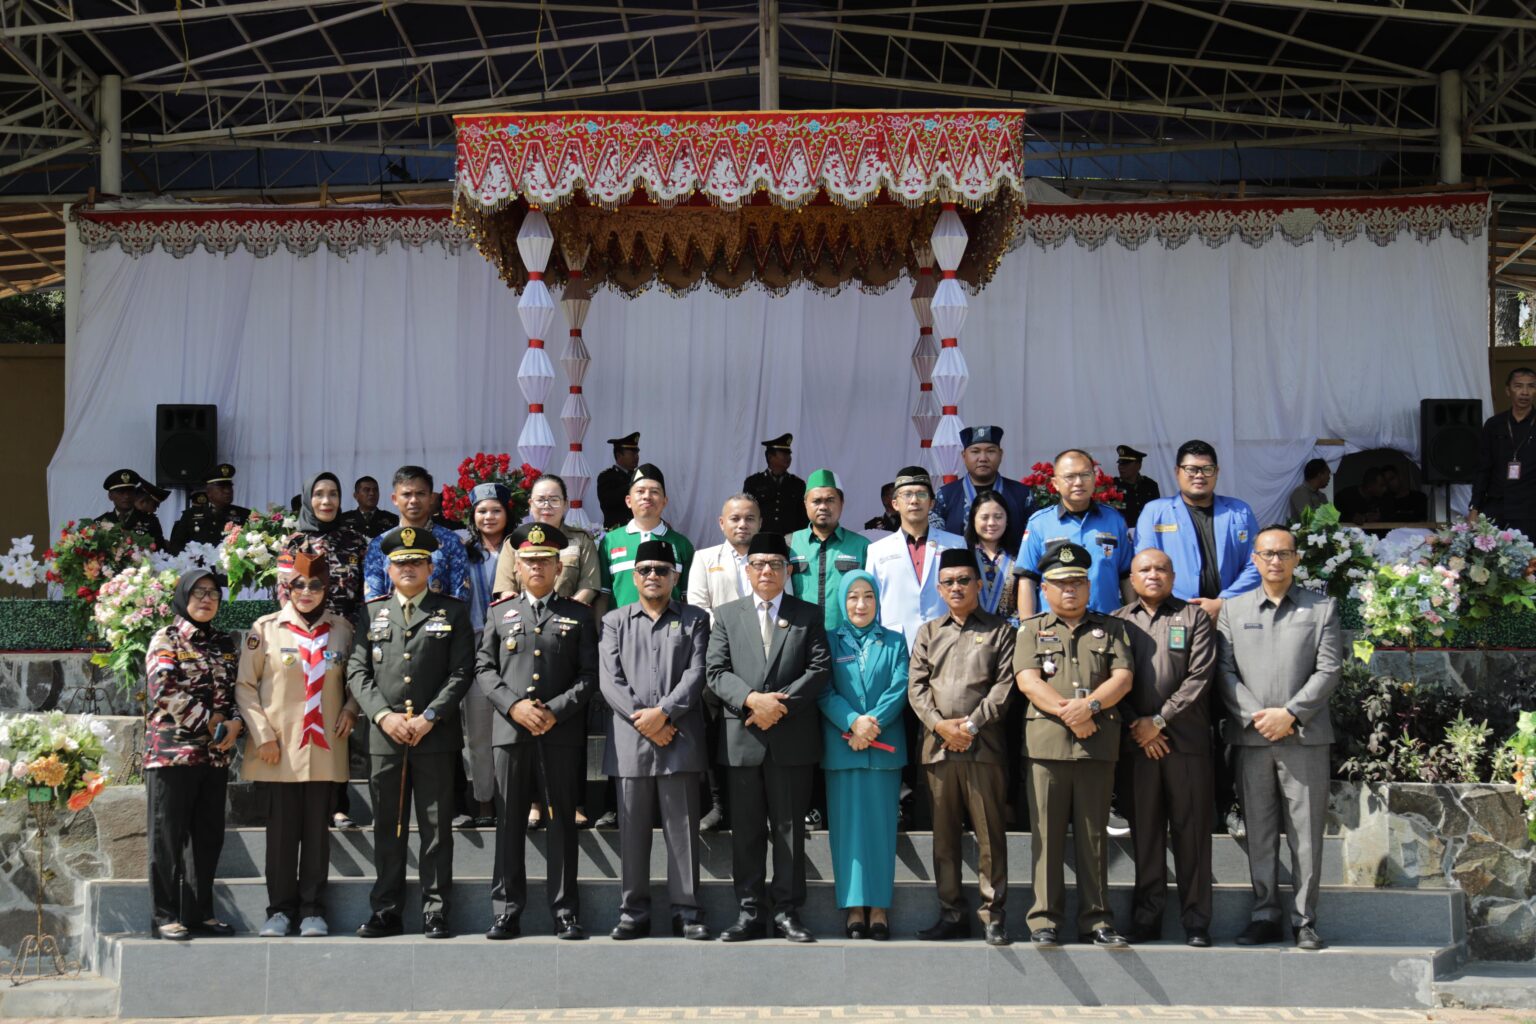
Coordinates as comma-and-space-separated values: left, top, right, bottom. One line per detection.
217, 825, 1347, 887
0, 974, 119, 1019
96, 932, 1456, 1017
84, 876, 1465, 952
1434, 961, 1536, 1009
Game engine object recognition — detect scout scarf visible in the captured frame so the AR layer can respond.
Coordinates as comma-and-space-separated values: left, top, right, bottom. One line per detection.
283, 619, 332, 750
975, 545, 1013, 615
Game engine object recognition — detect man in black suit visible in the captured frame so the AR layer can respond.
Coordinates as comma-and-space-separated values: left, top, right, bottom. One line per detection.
597, 432, 642, 529
476, 523, 599, 941
705, 532, 830, 942
346, 526, 475, 939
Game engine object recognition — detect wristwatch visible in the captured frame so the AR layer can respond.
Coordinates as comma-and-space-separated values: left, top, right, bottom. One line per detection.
1151, 713, 1168, 731
1088, 699, 1102, 715
422, 707, 438, 723
963, 719, 980, 736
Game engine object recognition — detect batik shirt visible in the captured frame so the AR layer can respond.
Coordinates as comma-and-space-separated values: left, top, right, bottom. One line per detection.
277, 527, 369, 622
362, 521, 470, 603
144, 619, 241, 769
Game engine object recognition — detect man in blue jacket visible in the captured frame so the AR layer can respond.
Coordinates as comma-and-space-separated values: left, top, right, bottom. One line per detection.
1135, 439, 1260, 838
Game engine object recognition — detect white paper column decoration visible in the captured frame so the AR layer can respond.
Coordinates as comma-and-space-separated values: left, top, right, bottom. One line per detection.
928, 202, 970, 483
559, 245, 594, 529
515, 208, 557, 470
910, 244, 940, 469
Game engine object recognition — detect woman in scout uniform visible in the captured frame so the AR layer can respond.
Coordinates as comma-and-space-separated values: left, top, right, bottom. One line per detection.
818, 570, 908, 940
965, 490, 1020, 624
143, 568, 244, 940
237, 550, 359, 938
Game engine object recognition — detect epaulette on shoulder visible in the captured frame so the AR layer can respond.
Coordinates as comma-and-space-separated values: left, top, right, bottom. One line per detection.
366, 593, 390, 603
489, 594, 516, 607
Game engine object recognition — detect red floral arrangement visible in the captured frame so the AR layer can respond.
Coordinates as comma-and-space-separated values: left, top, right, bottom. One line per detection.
440, 453, 539, 527
44, 518, 149, 632
1020, 461, 1126, 511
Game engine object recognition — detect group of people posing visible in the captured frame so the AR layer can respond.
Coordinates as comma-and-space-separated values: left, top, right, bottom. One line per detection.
138, 424, 1342, 953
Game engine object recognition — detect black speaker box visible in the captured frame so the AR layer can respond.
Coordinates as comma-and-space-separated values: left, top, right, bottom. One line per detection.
155, 404, 218, 488
1419, 398, 1482, 484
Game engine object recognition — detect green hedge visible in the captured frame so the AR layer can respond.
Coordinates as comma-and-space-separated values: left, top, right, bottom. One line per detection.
0, 598, 280, 651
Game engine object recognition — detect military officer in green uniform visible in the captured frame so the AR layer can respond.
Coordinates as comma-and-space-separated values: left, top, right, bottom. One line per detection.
744, 433, 808, 536
347, 525, 474, 939
95, 468, 164, 546
168, 463, 251, 553
1014, 542, 1133, 948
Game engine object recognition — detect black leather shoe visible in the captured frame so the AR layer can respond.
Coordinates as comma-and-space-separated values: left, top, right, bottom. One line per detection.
423, 913, 451, 939
1294, 925, 1327, 951
356, 912, 403, 938
1029, 928, 1060, 946
804, 807, 824, 831
1091, 927, 1129, 948
554, 913, 587, 940
1186, 929, 1212, 948
189, 919, 235, 936
869, 920, 890, 942
845, 916, 869, 940
1235, 919, 1285, 946
719, 917, 767, 942
1125, 924, 1162, 944
673, 918, 712, 941
916, 917, 971, 941
485, 914, 520, 940
610, 919, 649, 940
984, 921, 1011, 946
774, 913, 815, 943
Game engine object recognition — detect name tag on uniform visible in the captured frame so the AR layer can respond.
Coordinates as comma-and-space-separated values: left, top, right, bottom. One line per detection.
425, 620, 453, 635
834, 555, 861, 572
1511, 462, 1523, 481
1168, 624, 1187, 651
835, 655, 856, 664
1154, 523, 1178, 533
708, 565, 725, 573
1243, 622, 1263, 630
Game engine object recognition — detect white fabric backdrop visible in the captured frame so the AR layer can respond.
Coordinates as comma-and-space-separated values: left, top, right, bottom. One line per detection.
53, 222, 1490, 545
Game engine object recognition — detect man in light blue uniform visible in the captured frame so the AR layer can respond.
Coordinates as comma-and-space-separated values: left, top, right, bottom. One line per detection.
1134, 438, 1261, 838
1017, 449, 1133, 618
933, 425, 1033, 555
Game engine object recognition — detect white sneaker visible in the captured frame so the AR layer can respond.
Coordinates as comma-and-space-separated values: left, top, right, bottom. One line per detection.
259, 912, 290, 937
1106, 812, 1131, 838
299, 916, 329, 937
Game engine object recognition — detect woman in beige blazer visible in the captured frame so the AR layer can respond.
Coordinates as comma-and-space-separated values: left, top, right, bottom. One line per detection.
236, 550, 358, 938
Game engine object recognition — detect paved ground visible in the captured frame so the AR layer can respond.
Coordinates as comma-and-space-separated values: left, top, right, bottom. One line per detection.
2, 1008, 1531, 1024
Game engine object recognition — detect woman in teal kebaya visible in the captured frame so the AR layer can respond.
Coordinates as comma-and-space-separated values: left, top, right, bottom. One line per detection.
818, 570, 909, 940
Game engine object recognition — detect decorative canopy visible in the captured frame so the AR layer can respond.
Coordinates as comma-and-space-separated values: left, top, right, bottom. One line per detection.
452, 110, 1026, 296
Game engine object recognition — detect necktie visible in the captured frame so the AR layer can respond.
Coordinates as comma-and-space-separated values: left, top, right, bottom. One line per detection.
760, 601, 774, 655
401, 598, 414, 622
816, 543, 829, 609
530, 598, 544, 618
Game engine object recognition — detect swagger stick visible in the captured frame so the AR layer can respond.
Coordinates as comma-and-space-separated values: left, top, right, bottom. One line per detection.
396, 700, 414, 839
526, 687, 554, 820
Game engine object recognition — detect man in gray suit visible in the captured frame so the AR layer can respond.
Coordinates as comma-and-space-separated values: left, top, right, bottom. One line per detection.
706, 532, 831, 943
600, 539, 713, 941
476, 523, 598, 941
1217, 524, 1342, 951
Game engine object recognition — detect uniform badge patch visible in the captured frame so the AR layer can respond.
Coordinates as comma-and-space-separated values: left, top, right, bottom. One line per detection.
247, 634, 260, 650
1154, 523, 1178, 533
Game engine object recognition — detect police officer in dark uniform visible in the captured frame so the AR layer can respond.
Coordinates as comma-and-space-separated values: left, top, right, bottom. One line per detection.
1113, 445, 1161, 530
168, 463, 251, 553
476, 522, 598, 941
743, 433, 808, 536
95, 468, 164, 546
347, 525, 474, 939
1013, 542, 1134, 948
597, 432, 642, 529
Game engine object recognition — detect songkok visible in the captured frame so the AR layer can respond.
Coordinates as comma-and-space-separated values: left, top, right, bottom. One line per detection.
508, 522, 567, 558
892, 466, 934, 499
960, 425, 1003, 448
381, 525, 437, 562
937, 548, 976, 572
630, 463, 666, 491
634, 539, 677, 569
470, 482, 512, 507
1039, 542, 1092, 580
747, 533, 790, 559
104, 468, 144, 492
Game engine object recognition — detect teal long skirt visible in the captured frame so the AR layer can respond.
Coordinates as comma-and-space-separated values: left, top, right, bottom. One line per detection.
826, 767, 901, 909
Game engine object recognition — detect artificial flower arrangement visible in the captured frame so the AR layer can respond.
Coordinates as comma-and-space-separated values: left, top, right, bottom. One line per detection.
1423, 515, 1536, 623
91, 564, 180, 684
0, 710, 111, 811
44, 520, 148, 632
1353, 560, 1463, 661
0, 535, 46, 591
1019, 461, 1126, 511
218, 507, 296, 593
439, 452, 540, 527
1291, 504, 1378, 601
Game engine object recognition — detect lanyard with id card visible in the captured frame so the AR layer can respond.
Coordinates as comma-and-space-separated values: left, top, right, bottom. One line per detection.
1168, 624, 1188, 651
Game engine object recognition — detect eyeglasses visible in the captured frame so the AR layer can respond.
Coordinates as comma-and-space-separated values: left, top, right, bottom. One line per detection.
634, 565, 672, 578
938, 576, 975, 589
1056, 472, 1095, 483
288, 580, 327, 593
188, 587, 220, 600
1178, 464, 1218, 478
747, 560, 787, 573
531, 497, 564, 507
1253, 549, 1298, 562
894, 490, 931, 504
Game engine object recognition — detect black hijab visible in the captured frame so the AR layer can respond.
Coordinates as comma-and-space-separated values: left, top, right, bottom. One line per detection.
294, 472, 342, 535
173, 568, 223, 636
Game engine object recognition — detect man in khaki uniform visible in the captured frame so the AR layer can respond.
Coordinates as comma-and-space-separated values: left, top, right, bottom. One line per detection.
907, 547, 1016, 946
1014, 542, 1132, 948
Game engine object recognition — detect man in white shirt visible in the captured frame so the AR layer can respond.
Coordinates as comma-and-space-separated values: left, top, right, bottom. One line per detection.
864, 466, 966, 648
687, 494, 762, 613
